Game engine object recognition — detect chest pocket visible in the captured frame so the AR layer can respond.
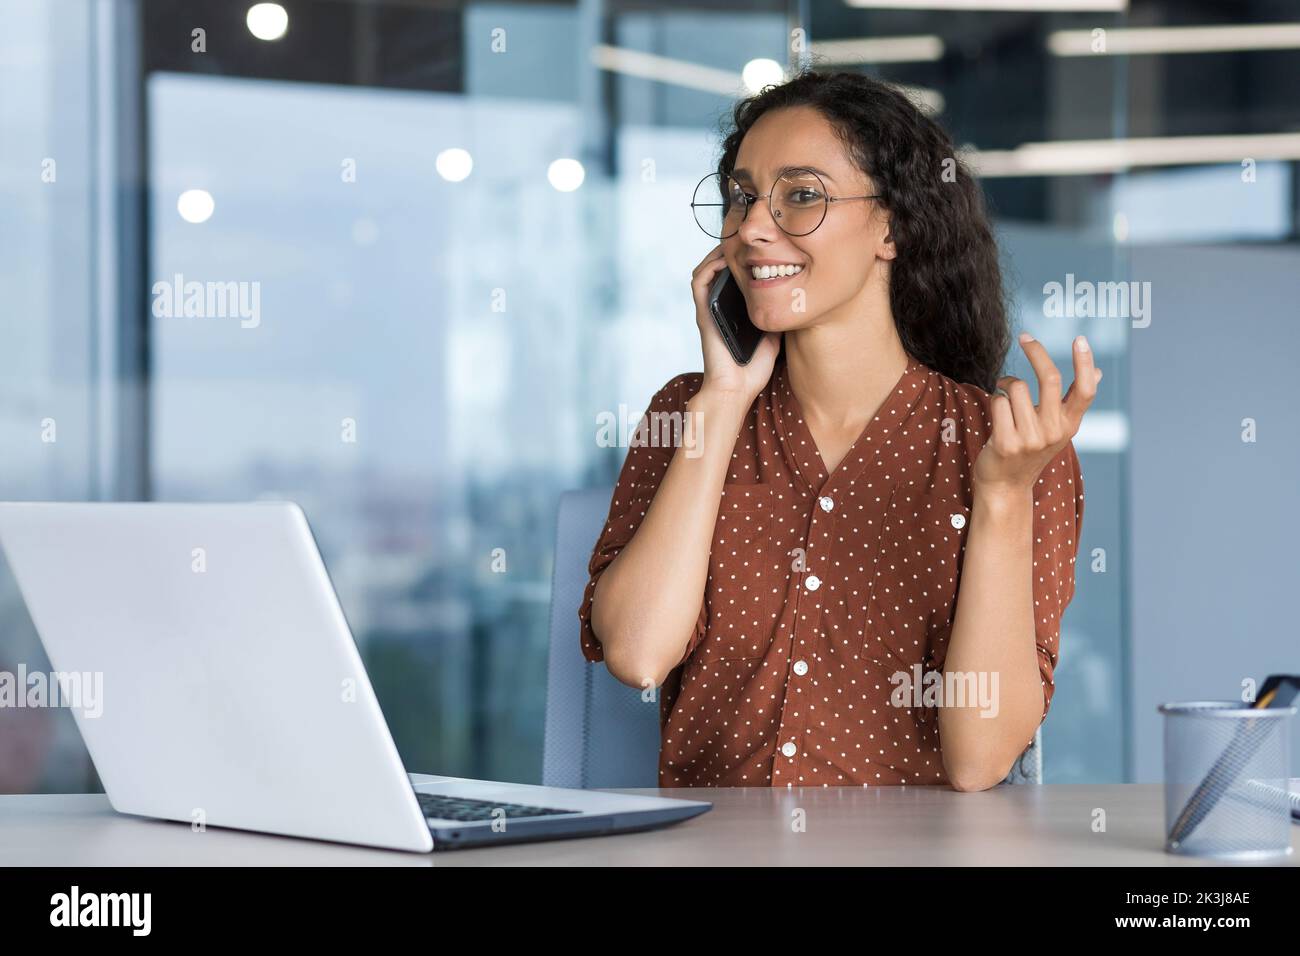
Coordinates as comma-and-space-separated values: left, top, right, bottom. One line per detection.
700, 483, 786, 660
864, 487, 971, 667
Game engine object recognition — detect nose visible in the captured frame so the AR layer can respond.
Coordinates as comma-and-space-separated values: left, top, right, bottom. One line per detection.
736, 190, 782, 245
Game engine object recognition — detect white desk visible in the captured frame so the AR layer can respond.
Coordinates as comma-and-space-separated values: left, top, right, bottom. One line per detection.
2, 783, 1296, 865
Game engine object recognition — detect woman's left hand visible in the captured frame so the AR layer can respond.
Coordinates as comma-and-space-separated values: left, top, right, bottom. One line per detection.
972, 333, 1101, 500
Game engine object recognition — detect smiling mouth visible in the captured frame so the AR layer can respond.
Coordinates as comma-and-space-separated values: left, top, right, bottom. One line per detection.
747, 264, 806, 288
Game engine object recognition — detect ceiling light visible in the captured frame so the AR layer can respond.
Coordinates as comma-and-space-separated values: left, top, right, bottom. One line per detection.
246, 3, 288, 42
810, 35, 944, 65
968, 133, 1300, 177
1048, 23, 1300, 56
844, 0, 1126, 11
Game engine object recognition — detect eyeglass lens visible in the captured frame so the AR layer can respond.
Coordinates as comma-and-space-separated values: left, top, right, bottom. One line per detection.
692, 170, 828, 239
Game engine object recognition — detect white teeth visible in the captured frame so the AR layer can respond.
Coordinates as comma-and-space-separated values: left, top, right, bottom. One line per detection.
750, 264, 804, 280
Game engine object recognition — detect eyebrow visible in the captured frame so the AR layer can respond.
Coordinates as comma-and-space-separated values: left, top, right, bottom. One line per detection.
731, 164, 838, 184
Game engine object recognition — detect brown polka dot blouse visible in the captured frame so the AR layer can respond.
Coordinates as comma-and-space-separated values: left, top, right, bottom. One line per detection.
578, 351, 1084, 788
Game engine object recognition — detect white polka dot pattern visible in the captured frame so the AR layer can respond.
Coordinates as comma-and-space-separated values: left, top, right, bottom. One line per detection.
577, 351, 1085, 789
707, 484, 786, 659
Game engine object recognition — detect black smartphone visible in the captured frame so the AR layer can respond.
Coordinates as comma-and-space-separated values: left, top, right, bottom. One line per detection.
708, 267, 764, 366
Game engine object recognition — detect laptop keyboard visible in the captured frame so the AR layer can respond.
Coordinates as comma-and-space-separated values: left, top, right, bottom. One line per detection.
415, 791, 582, 822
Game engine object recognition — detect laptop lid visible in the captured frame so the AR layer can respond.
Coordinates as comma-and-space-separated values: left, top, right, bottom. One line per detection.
0, 501, 434, 852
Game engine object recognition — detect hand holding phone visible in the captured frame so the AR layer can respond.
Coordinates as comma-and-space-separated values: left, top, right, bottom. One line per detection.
707, 267, 765, 366
690, 247, 779, 400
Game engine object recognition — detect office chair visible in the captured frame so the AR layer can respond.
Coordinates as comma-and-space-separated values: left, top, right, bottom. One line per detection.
543, 487, 661, 789
542, 488, 1042, 789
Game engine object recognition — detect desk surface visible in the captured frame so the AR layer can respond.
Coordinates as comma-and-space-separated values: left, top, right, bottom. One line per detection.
2, 785, 1296, 866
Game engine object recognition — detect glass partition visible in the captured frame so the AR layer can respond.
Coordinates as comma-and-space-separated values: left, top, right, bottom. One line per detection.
39, 0, 1300, 788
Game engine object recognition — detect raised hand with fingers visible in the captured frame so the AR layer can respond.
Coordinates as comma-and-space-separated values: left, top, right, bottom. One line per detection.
973, 332, 1102, 499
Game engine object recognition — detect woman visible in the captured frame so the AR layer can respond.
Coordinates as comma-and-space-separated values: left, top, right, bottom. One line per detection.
578, 70, 1100, 792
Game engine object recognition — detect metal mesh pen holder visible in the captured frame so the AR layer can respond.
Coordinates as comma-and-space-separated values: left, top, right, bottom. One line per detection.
1158, 700, 1296, 860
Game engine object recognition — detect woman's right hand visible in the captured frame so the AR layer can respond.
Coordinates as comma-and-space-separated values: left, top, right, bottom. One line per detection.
691, 244, 780, 402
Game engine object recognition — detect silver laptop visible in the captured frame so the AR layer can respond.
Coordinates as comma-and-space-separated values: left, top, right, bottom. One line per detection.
0, 501, 710, 852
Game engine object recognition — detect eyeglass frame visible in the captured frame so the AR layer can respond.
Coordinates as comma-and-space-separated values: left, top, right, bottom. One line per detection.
690, 165, 882, 239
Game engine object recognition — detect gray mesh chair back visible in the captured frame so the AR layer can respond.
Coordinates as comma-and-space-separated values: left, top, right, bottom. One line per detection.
1006, 728, 1043, 784
543, 488, 660, 789
542, 487, 1042, 788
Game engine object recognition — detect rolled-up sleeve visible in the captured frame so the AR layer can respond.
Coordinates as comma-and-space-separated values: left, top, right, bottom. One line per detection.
1032, 439, 1084, 721
577, 374, 708, 667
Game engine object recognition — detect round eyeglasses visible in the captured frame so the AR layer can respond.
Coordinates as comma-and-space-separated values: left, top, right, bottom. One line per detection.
690, 167, 881, 239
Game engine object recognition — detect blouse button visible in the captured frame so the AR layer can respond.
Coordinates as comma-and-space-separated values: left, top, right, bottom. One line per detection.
950, 513, 966, 529
793, 659, 809, 676
781, 741, 797, 758
818, 495, 834, 512
805, 574, 822, 591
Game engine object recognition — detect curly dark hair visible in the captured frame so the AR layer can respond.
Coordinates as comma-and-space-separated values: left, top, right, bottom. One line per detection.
716, 69, 1010, 393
